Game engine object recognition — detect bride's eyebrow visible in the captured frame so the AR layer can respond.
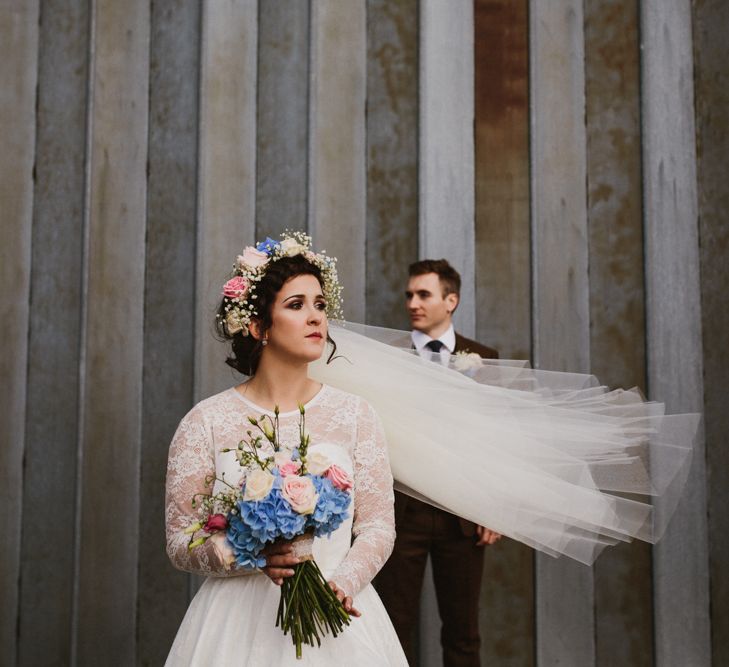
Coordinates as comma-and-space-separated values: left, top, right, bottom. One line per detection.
282, 293, 325, 303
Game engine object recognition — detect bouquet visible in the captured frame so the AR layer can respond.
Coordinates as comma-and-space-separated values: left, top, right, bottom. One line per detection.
185, 404, 354, 658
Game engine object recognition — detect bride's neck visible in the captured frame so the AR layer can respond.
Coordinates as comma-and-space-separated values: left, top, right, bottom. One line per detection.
239, 356, 319, 412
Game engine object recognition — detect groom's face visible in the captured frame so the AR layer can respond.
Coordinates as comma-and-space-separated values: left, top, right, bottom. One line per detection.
406, 272, 458, 336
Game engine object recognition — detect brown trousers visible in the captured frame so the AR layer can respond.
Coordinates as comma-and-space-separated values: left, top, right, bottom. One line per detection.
376, 496, 484, 666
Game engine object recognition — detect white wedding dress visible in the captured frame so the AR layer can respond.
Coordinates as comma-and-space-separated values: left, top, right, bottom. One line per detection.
164, 385, 407, 666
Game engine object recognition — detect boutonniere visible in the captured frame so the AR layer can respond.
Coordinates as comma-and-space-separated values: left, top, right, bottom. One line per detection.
453, 350, 482, 372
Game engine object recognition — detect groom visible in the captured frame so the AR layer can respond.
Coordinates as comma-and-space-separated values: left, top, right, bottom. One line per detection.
377, 259, 501, 667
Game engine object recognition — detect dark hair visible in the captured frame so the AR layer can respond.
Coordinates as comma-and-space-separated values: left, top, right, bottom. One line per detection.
216, 254, 337, 376
408, 258, 461, 297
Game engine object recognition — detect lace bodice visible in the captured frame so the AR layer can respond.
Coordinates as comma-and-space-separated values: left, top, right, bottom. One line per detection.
165, 384, 396, 597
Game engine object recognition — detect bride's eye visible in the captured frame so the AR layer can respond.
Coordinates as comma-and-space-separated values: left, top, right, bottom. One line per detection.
288, 301, 303, 310
315, 301, 327, 311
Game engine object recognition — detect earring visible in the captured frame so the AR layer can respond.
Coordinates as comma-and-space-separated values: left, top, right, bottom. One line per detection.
261, 339, 268, 346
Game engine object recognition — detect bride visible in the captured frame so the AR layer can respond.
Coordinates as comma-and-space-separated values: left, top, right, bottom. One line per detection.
165, 236, 408, 665
165, 232, 697, 664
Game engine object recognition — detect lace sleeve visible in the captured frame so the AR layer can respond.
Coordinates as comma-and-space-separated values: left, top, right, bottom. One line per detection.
329, 398, 396, 597
165, 406, 249, 577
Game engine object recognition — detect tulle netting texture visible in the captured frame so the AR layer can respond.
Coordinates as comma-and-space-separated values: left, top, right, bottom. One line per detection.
309, 323, 700, 565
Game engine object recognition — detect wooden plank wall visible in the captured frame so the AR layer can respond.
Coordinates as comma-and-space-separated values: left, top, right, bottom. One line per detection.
138, 1, 201, 663
474, 2, 534, 666
0, 2, 38, 664
75, 2, 150, 663
18, 2, 87, 665
642, 2, 711, 666
1, 2, 723, 665
583, 2, 653, 665
693, 2, 729, 665
530, 3, 594, 666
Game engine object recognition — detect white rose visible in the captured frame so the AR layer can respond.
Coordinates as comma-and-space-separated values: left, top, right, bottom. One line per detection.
209, 532, 236, 570
453, 352, 482, 372
243, 468, 274, 501
274, 451, 292, 467
280, 238, 307, 256
306, 451, 332, 475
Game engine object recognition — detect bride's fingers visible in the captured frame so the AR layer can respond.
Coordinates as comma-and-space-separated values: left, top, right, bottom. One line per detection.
343, 597, 361, 617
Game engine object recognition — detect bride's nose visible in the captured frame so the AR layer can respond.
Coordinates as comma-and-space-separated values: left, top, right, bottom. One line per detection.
307, 307, 322, 324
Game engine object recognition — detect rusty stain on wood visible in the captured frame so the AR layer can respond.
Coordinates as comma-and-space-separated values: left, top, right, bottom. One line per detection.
474, 2, 534, 665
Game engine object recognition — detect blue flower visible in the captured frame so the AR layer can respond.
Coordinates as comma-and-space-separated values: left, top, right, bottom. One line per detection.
226, 514, 266, 569
308, 476, 351, 537
256, 237, 280, 255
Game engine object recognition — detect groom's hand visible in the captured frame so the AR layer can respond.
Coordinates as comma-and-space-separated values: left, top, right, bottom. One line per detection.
476, 525, 502, 547
261, 541, 299, 585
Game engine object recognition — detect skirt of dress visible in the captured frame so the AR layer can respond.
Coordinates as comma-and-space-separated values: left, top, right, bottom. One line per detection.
165, 574, 407, 666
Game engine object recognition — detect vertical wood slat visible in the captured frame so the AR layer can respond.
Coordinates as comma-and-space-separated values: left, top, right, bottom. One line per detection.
256, 0, 310, 239
308, 0, 367, 323
138, 1, 201, 664
418, 5, 477, 663
418, 0, 476, 338
0, 2, 39, 663
583, 2, 653, 666
641, 2, 712, 665
474, 0, 531, 361
530, 2, 594, 665
18, 2, 89, 665
76, 1, 150, 663
195, 0, 258, 402
473, 2, 534, 665
365, 0, 419, 329
693, 2, 729, 664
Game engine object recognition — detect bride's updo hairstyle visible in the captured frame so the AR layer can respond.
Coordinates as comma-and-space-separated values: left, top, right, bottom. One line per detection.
216, 252, 339, 376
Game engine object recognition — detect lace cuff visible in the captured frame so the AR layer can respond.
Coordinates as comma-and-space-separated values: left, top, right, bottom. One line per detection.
329, 399, 396, 597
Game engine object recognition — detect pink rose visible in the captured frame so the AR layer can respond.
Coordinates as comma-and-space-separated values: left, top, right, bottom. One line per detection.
222, 276, 248, 299
239, 246, 269, 268
278, 460, 302, 477
281, 476, 318, 515
325, 464, 353, 492
204, 513, 228, 533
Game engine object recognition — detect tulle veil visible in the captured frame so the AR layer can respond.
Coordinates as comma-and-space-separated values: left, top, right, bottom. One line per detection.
309, 322, 699, 565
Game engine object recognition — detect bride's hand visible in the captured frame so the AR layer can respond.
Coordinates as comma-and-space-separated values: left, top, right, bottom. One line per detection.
327, 581, 361, 618
261, 541, 299, 586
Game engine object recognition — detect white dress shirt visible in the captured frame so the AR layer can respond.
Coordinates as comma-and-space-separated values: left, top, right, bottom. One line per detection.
411, 325, 455, 366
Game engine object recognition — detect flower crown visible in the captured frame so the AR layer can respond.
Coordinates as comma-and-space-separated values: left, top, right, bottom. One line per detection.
219, 231, 343, 337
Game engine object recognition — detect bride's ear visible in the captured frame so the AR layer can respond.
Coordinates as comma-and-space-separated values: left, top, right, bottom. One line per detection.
249, 319, 263, 341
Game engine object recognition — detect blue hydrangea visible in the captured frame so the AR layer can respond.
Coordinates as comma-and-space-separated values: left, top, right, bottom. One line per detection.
308, 476, 351, 538
256, 237, 280, 255
226, 514, 266, 569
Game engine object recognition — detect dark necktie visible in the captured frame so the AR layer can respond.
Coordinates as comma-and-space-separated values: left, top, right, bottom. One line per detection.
425, 339, 444, 353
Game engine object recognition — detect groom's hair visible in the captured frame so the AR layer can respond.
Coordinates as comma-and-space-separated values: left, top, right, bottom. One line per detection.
408, 259, 461, 298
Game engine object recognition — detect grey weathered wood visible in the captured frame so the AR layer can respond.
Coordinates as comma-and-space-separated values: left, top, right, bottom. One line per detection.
138, 1, 201, 663
530, 1, 594, 665
583, 2, 653, 666
642, 2, 712, 666
256, 0, 310, 238
473, 2, 534, 664
365, 0, 419, 330
417, 5, 477, 663
418, 0, 475, 339
75, 1, 150, 663
17, 2, 88, 665
195, 0, 258, 402
308, 0, 367, 323
0, 2, 38, 663
693, 2, 729, 664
